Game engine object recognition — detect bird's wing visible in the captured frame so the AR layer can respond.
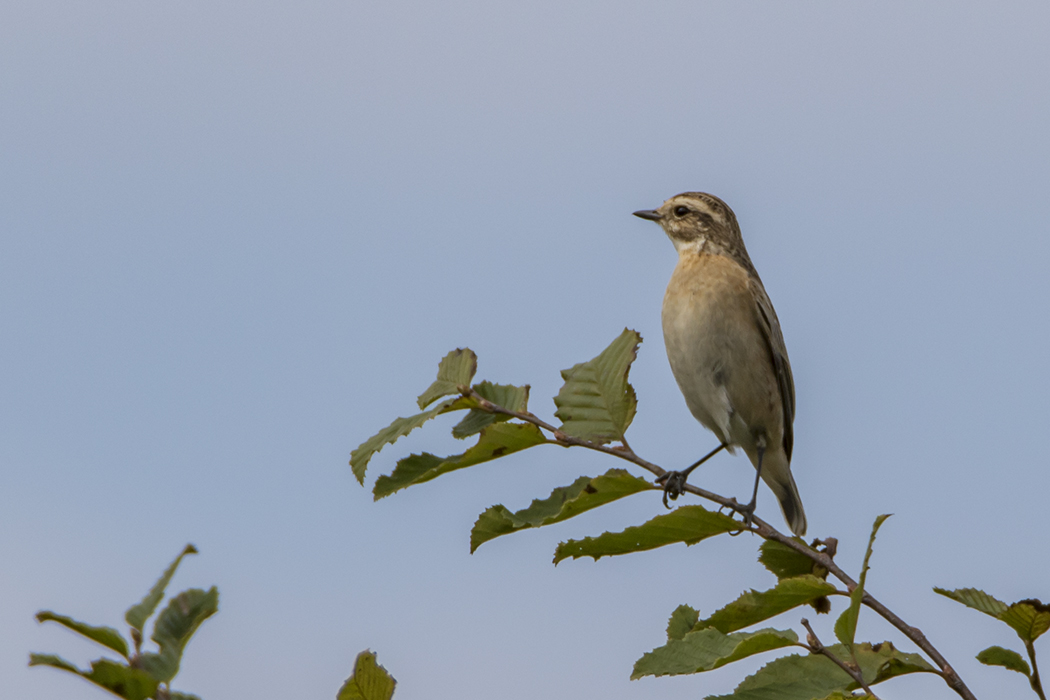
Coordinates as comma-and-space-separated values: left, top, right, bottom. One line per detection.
751, 281, 796, 461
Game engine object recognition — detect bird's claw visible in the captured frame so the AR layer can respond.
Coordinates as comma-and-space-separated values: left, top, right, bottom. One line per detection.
725, 499, 757, 535
656, 471, 688, 509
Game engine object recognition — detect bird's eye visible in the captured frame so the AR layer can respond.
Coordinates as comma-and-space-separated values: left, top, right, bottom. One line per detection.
673, 206, 690, 217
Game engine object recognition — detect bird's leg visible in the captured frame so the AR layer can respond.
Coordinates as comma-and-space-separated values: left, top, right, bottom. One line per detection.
657, 443, 727, 508
736, 444, 765, 529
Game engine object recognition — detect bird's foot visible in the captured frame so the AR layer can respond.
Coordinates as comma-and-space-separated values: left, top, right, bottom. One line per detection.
723, 498, 757, 535
655, 445, 728, 509
738, 501, 756, 530
655, 471, 689, 509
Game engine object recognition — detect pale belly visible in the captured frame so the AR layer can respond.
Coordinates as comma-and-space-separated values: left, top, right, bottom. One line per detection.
661, 254, 780, 453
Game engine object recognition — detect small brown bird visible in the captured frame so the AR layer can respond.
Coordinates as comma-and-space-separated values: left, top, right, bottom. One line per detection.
634, 192, 806, 536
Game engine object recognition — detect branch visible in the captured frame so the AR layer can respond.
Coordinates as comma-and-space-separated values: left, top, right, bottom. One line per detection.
465, 389, 747, 513
800, 618, 879, 699
464, 388, 977, 700
749, 511, 964, 698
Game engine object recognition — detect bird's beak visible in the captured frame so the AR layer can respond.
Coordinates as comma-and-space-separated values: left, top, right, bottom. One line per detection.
633, 209, 663, 221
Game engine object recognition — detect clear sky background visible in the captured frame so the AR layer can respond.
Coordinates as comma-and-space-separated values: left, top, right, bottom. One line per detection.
2, 2, 1049, 699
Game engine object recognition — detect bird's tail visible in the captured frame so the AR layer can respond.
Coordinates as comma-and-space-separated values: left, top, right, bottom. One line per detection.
759, 452, 807, 537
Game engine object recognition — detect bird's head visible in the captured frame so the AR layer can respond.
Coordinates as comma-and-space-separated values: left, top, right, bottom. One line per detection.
633, 192, 746, 258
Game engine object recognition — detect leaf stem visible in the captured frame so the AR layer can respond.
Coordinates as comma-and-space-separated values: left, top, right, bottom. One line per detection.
1027, 641, 1046, 700
799, 618, 880, 699
465, 388, 977, 700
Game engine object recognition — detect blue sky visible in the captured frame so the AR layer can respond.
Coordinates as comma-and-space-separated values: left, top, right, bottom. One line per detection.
2, 1, 1049, 698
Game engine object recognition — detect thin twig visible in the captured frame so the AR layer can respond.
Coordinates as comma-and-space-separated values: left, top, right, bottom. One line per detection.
800, 618, 879, 698
468, 391, 748, 513
1027, 641, 1046, 700
464, 388, 977, 700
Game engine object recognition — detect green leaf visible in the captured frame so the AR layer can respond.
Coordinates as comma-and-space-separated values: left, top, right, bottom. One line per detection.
933, 586, 1009, 617
138, 587, 219, 683
553, 328, 641, 444
667, 605, 700, 641
935, 588, 1050, 643
758, 539, 819, 581
125, 544, 198, 634
705, 641, 934, 700
834, 514, 890, 652
700, 575, 838, 634
29, 655, 159, 700
553, 504, 739, 564
416, 348, 477, 409
451, 381, 530, 439
374, 422, 546, 499
757, 539, 831, 613
632, 627, 797, 679
868, 647, 937, 684
337, 650, 397, 700
976, 645, 1031, 677
28, 652, 81, 674
1000, 599, 1050, 643
470, 468, 653, 552
350, 397, 468, 484
85, 660, 160, 700
35, 611, 129, 659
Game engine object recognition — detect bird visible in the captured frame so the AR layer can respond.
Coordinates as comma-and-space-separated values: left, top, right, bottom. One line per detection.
633, 192, 807, 536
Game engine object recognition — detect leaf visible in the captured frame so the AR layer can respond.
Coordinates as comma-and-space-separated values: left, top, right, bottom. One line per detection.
933, 586, 1009, 617
350, 397, 467, 484
935, 588, 1049, 643
337, 650, 397, 700
706, 652, 851, 700
28, 652, 81, 674
758, 539, 819, 581
834, 514, 890, 652
125, 544, 198, 634
1000, 599, 1050, 643
451, 381, 530, 439
705, 641, 935, 700
29, 654, 159, 700
416, 348, 477, 409
757, 540, 831, 613
470, 468, 653, 552
374, 422, 546, 499
699, 575, 839, 634
632, 627, 797, 679
553, 328, 641, 444
85, 660, 160, 700
667, 605, 700, 641
138, 587, 219, 683
35, 611, 129, 659
553, 505, 740, 564
976, 645, 1031, 677
868, 647, 937, 684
